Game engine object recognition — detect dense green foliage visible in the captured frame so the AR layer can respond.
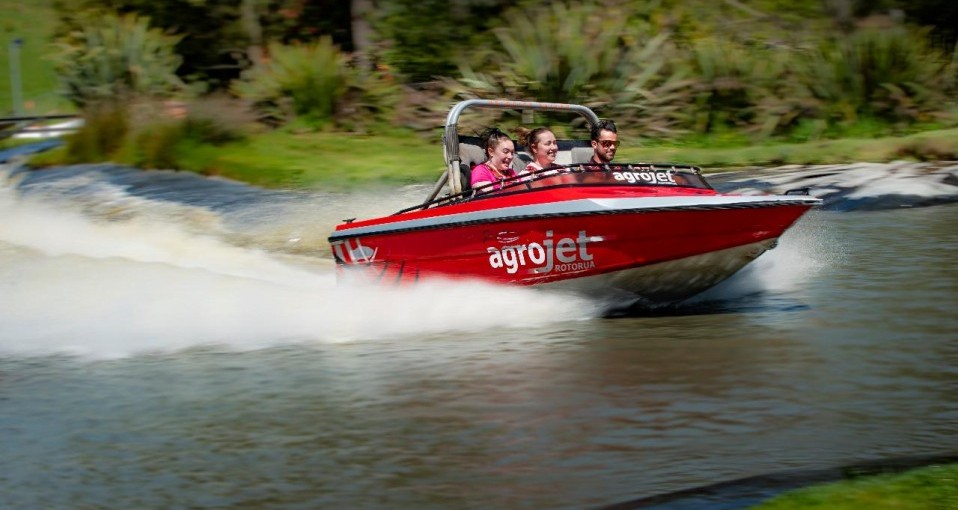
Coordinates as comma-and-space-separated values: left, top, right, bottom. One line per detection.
230, 37, 398, 130
62, 101, 129, 162
50, 13, 184, 106
373, 0, 510, 82
52, 0, 353, 87
232, 38, 350, 125
53, 96, 253, 170
14, 0, 956, 176
441, 1, 957, 140
748, 463, 958, 510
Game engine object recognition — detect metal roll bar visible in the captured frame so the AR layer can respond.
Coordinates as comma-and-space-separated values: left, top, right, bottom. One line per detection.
422, 99, 602, 205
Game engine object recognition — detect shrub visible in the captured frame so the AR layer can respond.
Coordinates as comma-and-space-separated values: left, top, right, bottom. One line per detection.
50, 12, 185, 107
448, 1, 693, 136
181, 95, 256, 145
334, 65, 402, 133
468, 2, 650, 103
64, 101, 129, 163
799, 27, 956, 126
685, 38, 769, 134
232, 38, 352, 126
124, 121, 183, 169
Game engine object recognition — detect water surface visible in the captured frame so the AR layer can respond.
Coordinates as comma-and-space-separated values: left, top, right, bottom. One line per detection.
0, 165, 955, 509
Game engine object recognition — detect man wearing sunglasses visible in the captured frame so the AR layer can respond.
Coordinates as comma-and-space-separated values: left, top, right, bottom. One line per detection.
590, 120, 619, 165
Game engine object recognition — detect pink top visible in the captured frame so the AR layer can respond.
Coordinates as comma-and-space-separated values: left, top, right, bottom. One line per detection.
471, 162, 516, 191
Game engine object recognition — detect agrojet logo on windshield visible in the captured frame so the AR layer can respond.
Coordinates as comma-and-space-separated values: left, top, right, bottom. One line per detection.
487, 230, 596, 274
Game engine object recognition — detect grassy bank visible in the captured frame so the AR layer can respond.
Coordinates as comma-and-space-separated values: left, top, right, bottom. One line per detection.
27, 124, 958, 190
0, 0, 71, 115
172, 127, 441, 189
747, 462, 958, 509
632, 129, 958, 170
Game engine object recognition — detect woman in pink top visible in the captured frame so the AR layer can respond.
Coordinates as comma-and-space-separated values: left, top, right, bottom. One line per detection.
519, 127, 559, 176
471, 127, 516, 192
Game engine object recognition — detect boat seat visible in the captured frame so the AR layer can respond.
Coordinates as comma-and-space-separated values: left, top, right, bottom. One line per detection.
570, 146, 594, 165
458, 138, 486, 169
458, 138, 485, 194
514, 152, 532, 169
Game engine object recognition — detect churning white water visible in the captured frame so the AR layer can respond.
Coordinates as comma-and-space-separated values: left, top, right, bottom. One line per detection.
0, 167, 598, 359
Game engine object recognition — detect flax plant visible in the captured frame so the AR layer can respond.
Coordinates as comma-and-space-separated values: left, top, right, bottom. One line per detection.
452, 1, 693, 135
50, 12, 185, 107
233, 37, 352, 126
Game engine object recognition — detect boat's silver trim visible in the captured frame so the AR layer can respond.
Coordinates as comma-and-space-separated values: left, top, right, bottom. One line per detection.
329, 195, 821, 241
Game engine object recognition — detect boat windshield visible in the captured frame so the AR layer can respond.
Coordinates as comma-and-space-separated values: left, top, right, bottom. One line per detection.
516, 163, 712, 191
400, 163, 713, 213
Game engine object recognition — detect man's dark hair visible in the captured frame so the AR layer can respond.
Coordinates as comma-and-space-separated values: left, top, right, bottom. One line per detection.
590, 120, 617, 141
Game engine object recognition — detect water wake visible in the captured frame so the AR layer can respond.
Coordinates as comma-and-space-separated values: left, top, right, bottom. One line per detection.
0, 168, 596, 359
0, 164, 837, 358
684, 210, 839, 307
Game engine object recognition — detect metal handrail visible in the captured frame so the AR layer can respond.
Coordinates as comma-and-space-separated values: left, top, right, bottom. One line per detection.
423, 99, 603, 205
0, 114, 79, 122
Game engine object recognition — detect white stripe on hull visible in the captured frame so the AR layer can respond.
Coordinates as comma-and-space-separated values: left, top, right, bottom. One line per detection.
330, 195, 819, 240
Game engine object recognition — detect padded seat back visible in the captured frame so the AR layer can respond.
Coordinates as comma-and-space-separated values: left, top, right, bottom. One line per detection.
569, 146, 594, 165
458, 136, 487, 169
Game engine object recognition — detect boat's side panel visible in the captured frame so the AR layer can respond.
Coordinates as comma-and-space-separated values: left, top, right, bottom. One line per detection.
542, 239, 777, 302
330, 203, 812, 298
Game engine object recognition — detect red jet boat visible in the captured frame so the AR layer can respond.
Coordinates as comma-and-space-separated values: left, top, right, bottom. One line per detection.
329, 100, 820, 303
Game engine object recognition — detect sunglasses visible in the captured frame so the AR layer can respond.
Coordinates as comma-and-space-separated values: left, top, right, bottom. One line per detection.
598, 140, 620, 149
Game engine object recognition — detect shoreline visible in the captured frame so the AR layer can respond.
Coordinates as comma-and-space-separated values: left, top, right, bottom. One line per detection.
4, 141, 958, 212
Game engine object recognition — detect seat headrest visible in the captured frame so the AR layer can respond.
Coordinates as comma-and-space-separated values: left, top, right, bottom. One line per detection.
458, 142, 486, 168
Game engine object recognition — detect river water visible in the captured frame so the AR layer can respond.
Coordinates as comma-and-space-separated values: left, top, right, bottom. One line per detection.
0, 163, 955, 509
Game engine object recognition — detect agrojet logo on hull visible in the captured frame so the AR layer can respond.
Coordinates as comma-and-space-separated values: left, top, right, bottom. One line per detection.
487, 230, 597, 274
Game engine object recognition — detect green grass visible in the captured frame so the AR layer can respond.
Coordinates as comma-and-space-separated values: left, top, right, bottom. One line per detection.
0, 0, 72, 115
618, 128, 958, 170
747, 463, 958, 510
31, 124, 957, 190
172, 126, 445, 190
179, 126, 958, 189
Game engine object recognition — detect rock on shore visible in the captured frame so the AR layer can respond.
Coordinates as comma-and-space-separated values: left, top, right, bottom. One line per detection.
709, 161, 958, 211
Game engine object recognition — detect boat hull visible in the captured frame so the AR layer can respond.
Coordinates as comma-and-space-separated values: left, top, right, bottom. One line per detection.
330, 196, 815, 302
542, 238, 777, 302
